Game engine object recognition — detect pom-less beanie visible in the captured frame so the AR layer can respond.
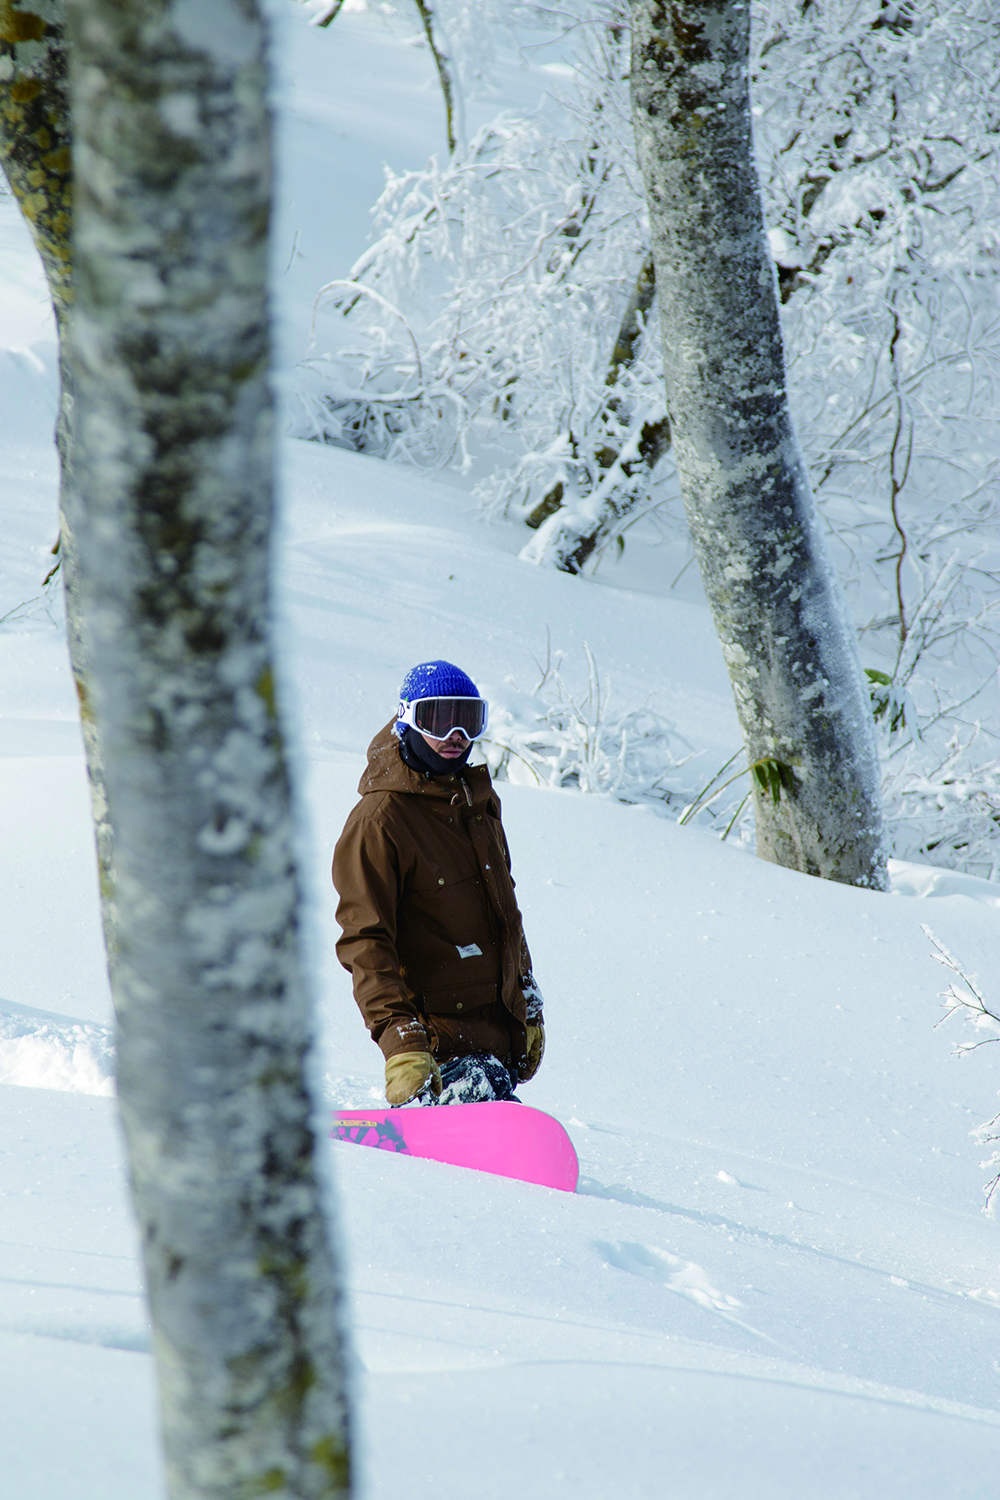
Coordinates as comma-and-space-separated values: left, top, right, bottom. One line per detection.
399, 660, 479, 702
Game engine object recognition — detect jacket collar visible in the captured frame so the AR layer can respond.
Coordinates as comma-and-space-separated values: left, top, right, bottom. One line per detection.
359, 720, 493, 806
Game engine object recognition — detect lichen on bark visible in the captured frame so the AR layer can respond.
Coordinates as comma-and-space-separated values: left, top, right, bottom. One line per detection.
0, 0, 72, 316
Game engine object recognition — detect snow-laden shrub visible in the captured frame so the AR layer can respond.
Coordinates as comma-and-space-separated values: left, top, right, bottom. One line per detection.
881, 732, 1000, 881
298, 0, 1000, 563
477, 636, 1000, 877
763, 0, 1000, 678
476, 644, 761, 844
479, 643, 697, 804
295, 28, 665, 539
865, 554, 1000, 878
926, 928, 1000, 1214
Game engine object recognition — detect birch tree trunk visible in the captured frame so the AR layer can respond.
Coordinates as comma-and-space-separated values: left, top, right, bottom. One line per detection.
628, 0, 887, 888
66, 1, 352, 1495
0, 0, 118, 952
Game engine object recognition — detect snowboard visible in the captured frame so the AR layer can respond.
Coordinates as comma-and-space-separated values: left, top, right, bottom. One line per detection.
330, 1101, 579, 1192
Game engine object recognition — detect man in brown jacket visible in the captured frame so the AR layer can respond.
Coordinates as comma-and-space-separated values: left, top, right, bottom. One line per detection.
333, 660, 545, 1107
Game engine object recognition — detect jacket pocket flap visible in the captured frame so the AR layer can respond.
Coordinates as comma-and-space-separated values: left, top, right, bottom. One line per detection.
421, 981, 498, 1016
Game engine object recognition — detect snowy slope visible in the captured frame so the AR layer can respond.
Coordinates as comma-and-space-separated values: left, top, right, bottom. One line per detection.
2, 5, 1000, 1497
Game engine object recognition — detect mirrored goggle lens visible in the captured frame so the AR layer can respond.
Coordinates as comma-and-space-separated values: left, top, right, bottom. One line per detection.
412, 697, 487, 740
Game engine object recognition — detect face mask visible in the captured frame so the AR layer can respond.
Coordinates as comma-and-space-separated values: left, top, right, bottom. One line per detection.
398, 725, 472, 777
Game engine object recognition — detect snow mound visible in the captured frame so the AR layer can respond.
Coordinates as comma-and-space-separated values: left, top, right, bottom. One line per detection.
888, 859, 1000, 909
0, 1000, 115, 1096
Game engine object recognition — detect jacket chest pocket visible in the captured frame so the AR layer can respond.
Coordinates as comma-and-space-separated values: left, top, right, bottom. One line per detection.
408, 864, 489, 922
408, 821, 480, 892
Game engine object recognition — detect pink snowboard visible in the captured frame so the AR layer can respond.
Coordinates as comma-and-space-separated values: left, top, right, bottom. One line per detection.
330, 1101, 579, 1192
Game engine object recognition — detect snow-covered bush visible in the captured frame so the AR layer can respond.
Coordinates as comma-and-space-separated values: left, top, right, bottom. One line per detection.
926, 928, 1000, 1214
299, 0, 1000, 565
866, 554, 1000, 878
479, 643, 698, 805
756, 0, 1000, 707
474, 628, 1000, 876
477, 643, 763, 845
295, 12, 666, 553
884, 733, 1000, 880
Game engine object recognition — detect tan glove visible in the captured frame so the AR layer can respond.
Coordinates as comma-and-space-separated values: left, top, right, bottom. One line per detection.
521, 1022, 545, 1081
385, 1051, 443, 1106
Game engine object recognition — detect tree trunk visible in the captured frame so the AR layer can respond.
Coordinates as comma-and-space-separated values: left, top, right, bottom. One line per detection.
66, 1, 352, 1494
0, 0, 119, 956
627, 0, 886, 887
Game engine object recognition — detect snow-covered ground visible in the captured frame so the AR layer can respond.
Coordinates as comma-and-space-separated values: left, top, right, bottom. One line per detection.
2, 6, 999, 1496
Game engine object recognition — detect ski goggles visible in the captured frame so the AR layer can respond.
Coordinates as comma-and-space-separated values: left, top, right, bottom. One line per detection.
397, 696, 489, 741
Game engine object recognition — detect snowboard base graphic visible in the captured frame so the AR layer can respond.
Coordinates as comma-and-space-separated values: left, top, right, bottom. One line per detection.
331, 1101, 579, 1192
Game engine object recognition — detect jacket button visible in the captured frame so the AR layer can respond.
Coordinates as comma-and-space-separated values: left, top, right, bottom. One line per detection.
438, 877, 445, 886
476, 814, 482, 821
456, 1002, 463, 1011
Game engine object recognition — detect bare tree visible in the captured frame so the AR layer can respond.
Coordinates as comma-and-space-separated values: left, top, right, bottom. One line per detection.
66, 0, 352, 1494
628, 0, 886, 887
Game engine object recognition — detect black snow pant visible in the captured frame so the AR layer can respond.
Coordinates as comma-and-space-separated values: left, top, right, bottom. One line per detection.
434, 1051, 520, 1106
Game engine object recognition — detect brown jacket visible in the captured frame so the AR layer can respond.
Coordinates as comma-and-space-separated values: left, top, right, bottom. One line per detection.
333, 721, 540, 1075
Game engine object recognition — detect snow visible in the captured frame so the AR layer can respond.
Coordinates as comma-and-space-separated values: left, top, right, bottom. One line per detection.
2, 4, 1000, 1496
0, 1000, 114, 1095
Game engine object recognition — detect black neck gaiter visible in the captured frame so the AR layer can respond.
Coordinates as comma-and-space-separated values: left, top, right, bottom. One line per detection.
397, 724, 472, 778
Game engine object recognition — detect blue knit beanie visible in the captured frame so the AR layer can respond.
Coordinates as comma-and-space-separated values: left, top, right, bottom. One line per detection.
399, 660, 479, 703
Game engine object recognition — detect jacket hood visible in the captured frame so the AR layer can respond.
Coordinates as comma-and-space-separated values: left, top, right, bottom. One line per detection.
359, 719, 494, 806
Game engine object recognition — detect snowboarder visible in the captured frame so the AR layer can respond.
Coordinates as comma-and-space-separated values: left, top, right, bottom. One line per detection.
333, 660, 545, 1107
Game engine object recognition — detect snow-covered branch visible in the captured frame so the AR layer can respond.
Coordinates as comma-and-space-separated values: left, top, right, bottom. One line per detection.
924, 926, 1000, 1214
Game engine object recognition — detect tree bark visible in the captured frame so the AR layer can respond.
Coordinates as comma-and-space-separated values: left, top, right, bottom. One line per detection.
0, 0, 119, 956
628, 0, 886, 887
66, 1, 352, 1494
0, 0, 72, 322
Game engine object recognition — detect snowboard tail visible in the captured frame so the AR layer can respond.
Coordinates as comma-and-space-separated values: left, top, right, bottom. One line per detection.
330, 1101, 579, 1192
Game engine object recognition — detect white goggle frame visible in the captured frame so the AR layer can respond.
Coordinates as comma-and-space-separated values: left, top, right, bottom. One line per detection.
397, 696, 489, 742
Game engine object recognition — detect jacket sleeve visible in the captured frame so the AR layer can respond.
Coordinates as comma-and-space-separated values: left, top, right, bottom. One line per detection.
332, 802, 432, 1060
